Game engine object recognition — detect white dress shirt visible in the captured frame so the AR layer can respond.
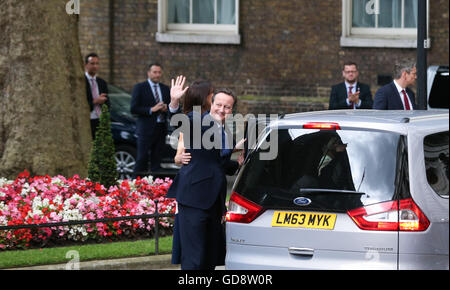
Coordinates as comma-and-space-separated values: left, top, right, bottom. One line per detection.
85, 72, 100, 119
393, 80, 413, 110
344, 81, 362, 109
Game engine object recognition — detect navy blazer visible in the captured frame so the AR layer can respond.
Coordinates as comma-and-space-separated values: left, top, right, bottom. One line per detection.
130, 80, 171, 136
329, 82, 373, 110
85, 76, 110, 112
167, 112, 238, 212
373, 82, 416, 110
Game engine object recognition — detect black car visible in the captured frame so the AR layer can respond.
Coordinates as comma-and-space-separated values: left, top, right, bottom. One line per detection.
108, 84, 180, 180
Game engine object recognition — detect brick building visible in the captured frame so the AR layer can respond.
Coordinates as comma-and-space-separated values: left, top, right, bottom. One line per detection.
78, 0, 449, 113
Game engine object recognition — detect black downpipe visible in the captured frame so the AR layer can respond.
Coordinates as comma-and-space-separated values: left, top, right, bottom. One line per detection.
417, 0, 428, 110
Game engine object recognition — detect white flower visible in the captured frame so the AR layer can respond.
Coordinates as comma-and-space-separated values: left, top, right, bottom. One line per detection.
53, 195, 63, 205
32, 196, 43, 211
0, 177, 12, 187
51, 177, 64, 186
20, 183, 30, 197
141, 175, 154, 184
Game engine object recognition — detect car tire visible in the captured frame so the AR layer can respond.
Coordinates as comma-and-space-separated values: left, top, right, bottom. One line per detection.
115, 144, 136, 180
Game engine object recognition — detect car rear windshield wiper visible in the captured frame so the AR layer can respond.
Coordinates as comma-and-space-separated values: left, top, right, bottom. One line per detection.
299, 188, 366, 195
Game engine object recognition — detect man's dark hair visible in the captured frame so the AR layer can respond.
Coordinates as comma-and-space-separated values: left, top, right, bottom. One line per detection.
85, 53, 99, 64
343, 61, 358, 70
212, 88, 237, 108
148, 62, 163, 70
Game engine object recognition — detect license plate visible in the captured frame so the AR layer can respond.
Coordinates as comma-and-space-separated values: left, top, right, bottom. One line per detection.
271, 211, 337, 230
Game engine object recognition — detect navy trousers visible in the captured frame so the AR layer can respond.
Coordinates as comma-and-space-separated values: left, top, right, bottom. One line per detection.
133, 123, 166, 177
177, 199, 226, 270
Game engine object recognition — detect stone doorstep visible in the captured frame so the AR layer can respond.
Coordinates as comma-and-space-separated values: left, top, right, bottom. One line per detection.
6, 254, 179, 270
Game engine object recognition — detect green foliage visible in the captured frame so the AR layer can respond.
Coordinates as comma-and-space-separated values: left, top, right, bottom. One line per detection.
88, 104, 118, 188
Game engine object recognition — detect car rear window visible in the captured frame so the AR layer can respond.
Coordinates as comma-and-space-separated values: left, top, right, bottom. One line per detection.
234, 128, 408, 212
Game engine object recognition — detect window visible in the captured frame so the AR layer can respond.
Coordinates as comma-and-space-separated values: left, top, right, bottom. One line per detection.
424, 132, 449, 198
428, 66, 449, 109
156, 0, 240, 44
234, 128, 404, 211
341, 0, 430, 48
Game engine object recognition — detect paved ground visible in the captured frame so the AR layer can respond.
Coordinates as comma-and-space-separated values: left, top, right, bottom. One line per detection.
7, 254, 175, 270
8, 254, 226, 270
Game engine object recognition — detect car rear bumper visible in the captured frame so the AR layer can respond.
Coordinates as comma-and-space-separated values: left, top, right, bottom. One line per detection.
225, 243, 397, 270
398, 253, 449, 270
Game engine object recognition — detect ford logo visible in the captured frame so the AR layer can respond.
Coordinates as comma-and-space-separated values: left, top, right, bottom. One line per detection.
293, 197, 311, 206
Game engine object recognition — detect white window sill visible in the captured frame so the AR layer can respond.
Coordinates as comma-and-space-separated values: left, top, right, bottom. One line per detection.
156, 32, 241, 45
340, 36, 427, 48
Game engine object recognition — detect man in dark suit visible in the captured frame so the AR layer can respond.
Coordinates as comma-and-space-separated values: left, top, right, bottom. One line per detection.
131, 63, 179, 177
167, 89, 242, 270
329, 62, 373, 110
84, 53, 110, 139
373, 60, 417, 110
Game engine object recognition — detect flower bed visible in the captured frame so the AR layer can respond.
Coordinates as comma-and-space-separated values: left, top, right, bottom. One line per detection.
0, 170, 175, 250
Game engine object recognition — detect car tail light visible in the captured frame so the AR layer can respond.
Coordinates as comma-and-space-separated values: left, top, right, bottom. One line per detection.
347, 198, 430, 231
303, 122, 341, 130
226, 192, 264, 223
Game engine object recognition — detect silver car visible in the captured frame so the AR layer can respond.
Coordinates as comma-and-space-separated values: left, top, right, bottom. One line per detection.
226, 110, 449, 270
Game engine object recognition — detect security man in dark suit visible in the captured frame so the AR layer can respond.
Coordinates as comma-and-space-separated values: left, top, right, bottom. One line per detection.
329, 62, 373, 110
167, 89, 242, 270
84, 53, 110, 139
131, 63, 179, 177
373, 60, 417, 110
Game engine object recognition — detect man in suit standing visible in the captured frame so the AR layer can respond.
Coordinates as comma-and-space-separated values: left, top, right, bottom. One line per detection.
167, 89, 242, 270
131, 63, 179, 177
373, 60, 417, 110
85, 53, 110, 139
329, 62, 373, 110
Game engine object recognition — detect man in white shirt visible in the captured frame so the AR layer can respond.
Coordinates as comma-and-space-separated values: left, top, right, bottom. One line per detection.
373, 60, 417, 110
85, 53, 110, 139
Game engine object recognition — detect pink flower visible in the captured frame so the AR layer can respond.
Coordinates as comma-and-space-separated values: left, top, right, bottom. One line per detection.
0, 170, 175, 250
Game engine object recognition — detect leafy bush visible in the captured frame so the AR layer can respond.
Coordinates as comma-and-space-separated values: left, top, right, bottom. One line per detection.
88, 104, 117, 188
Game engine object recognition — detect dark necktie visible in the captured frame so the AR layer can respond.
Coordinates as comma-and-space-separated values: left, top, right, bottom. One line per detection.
154, 84, 164, 123
221, 127, 232, 157
401, 89, 411, 110
154, 84, 161, 103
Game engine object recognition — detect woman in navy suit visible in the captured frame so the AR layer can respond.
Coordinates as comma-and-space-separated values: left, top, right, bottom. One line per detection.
168, 77, 214, 266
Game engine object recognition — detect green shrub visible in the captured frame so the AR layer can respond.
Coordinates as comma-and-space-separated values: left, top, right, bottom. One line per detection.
88, 104, 117, 188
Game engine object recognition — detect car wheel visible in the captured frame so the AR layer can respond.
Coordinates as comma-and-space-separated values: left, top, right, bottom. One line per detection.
115, 145, 136, 180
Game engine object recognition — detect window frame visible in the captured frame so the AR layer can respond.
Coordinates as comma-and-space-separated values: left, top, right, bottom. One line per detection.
340, 0, 430, 48
156, 0, 241, 45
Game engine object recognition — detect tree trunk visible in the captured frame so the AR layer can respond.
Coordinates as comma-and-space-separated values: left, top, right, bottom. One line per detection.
0, 0, 92, 179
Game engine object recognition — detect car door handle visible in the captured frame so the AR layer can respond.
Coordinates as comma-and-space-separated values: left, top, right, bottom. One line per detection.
288, 247, 314, 257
